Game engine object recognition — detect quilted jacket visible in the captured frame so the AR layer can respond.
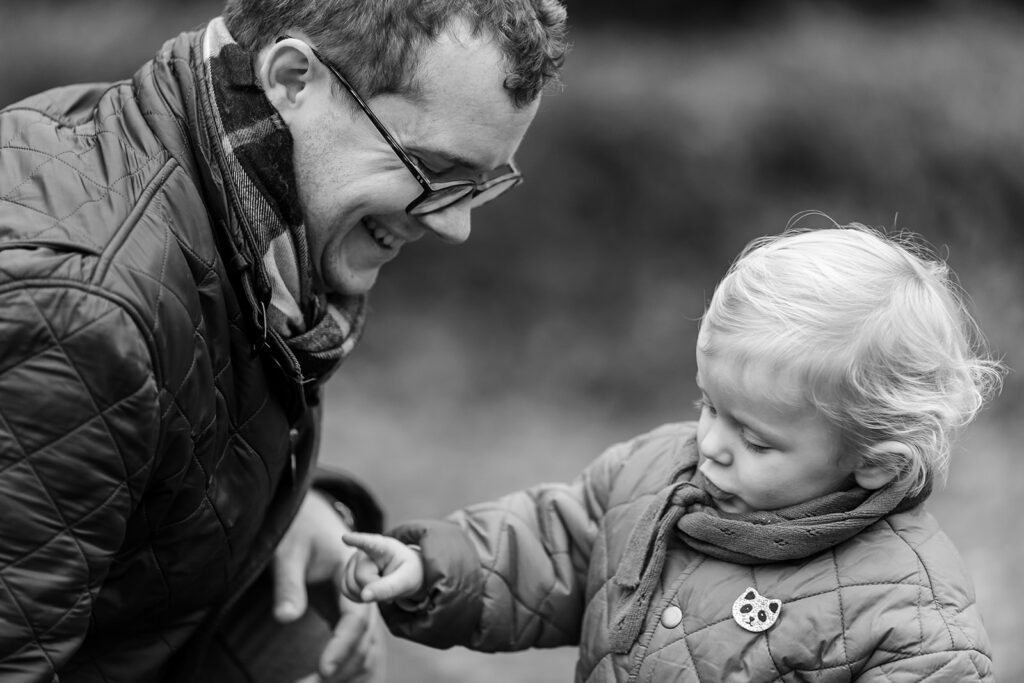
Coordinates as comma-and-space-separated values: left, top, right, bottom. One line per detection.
384, 422, 994, 682
0, 27, 379, 682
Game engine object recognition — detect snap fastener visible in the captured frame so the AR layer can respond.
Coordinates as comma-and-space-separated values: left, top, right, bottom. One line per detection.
661, 604, 683, 629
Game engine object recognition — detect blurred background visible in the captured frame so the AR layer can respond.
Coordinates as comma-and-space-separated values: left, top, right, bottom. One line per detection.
3, 0, 1021, 680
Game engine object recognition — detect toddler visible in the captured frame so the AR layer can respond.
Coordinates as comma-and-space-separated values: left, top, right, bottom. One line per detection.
343, 222, 1002, 681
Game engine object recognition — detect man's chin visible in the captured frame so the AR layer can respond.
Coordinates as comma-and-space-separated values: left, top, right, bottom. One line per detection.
327, 267, 380, 297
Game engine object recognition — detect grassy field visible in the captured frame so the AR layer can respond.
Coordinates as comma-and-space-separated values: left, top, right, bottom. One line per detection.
3, 2, 1022, 680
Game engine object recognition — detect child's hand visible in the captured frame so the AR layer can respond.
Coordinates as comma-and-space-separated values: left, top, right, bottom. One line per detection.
341, 532, 425, 603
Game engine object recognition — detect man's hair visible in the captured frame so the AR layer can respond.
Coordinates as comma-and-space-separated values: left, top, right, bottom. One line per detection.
697, 218, 1004, 496
223, 0, 568, 107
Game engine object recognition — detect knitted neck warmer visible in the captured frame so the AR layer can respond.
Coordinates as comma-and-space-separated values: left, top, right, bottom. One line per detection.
199, 17, 365, 385
608, 436, 930, 653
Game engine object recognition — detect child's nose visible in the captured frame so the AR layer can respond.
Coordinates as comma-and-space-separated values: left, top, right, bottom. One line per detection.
699, 421, 733, 466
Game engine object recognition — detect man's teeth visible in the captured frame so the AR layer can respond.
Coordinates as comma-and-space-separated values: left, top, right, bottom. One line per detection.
369, 224, 396, 249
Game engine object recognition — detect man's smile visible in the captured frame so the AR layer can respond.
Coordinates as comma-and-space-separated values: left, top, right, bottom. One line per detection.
363, 217, 401, 250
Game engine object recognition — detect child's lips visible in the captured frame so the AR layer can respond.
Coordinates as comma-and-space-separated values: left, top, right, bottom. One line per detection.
698, 467, 734, 502
702, 477, 732, 501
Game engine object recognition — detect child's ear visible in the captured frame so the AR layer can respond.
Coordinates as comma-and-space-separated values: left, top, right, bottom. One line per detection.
853, 441, 910, 490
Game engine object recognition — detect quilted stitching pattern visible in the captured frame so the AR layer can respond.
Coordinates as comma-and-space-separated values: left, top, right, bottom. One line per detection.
0, 99, 167, 256
0, 283, 159, 674
0, 33, 307, 680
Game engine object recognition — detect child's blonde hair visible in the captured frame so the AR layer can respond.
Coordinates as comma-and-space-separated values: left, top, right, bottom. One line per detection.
697, 217, 1003, 495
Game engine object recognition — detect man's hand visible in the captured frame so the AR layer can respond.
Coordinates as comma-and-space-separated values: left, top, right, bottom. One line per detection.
274, 490, 385, 682
341, 532, 426, 603
300, 593, 386, 682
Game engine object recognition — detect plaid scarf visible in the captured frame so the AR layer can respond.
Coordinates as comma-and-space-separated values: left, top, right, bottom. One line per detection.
608, 435, 931, 652
199, 17, 365, 385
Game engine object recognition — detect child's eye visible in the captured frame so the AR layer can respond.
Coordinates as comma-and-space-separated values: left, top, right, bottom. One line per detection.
695, 397, 717, 417
741, 435, 771, 454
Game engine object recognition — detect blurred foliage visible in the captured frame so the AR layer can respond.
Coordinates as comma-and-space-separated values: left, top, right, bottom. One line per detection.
2, 0, 1018, 435
564, 0, 1021, 26
378, 4, 1024, 422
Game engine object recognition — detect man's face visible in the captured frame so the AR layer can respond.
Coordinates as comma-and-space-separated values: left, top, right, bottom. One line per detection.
271, 23, 540, 296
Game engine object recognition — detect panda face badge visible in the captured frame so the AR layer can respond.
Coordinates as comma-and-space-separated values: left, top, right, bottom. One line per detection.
732, 587, 782, 633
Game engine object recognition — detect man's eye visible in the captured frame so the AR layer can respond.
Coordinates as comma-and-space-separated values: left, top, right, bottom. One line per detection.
411, 156, 447, 177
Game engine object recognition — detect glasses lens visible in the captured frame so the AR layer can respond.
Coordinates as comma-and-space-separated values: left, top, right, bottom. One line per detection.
468, 175, 521, 209
408, 184, 475, 216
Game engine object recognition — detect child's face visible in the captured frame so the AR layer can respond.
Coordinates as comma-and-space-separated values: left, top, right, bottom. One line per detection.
695, 349, 854, 513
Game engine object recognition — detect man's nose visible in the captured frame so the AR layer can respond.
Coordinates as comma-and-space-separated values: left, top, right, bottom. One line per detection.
417, 201, 472, 244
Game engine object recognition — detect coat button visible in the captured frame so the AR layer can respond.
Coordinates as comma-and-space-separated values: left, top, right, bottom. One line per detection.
661, 605, 683, 629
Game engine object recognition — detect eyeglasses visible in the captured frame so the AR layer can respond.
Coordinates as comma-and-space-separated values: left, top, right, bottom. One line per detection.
277, 37, 523, 216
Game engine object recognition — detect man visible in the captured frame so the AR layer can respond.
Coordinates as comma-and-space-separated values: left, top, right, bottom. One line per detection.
0, 0, 568, 680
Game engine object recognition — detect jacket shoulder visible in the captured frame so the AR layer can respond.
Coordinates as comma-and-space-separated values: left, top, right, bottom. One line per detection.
599, 422, 698, 505
0, 50, 222, 374
0, 74, 180, 256
830, 508, 993, 676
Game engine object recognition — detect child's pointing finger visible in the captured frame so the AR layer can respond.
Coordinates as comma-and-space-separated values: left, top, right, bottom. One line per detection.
343, 531, 399, 569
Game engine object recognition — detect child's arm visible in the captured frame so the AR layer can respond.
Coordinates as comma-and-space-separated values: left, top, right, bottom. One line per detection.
340, 532, 424, 603
377, 427, 675, 652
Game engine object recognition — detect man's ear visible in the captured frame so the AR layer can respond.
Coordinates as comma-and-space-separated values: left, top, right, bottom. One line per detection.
258, 38, 318, 116
853, 440, 910, 490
